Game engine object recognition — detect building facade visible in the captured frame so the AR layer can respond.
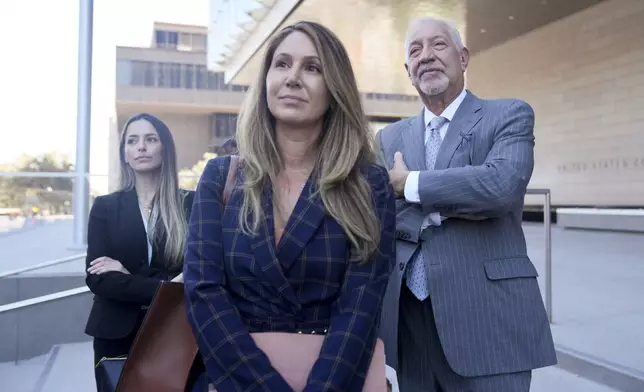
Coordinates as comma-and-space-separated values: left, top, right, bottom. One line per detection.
112, 20, 421, 191
208, 0, 644, 208
111, 22, 248, 191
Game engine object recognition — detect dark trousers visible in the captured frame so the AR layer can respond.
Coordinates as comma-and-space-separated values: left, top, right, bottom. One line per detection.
397, 285, 532, 392
93, 333, 136, 392
92, 312, 145, 391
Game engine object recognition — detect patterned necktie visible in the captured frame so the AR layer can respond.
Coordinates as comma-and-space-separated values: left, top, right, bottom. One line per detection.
406, 116, 448, 301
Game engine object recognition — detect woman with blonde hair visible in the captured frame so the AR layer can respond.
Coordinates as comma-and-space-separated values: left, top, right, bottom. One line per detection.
183, 21, 396, 391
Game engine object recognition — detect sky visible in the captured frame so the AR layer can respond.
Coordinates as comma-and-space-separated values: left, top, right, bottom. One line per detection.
0, 0, 209, 177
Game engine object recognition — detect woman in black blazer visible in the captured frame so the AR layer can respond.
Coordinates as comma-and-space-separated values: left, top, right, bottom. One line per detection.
84, 113, 194, 385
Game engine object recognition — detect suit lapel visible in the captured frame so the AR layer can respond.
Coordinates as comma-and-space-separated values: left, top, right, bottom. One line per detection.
435, 91, 483, 170
150, 224, 166, 269
277, 178, 325, 271
249, 185, 301, 311
119, 189, 149, 267
402, 111, 427, 171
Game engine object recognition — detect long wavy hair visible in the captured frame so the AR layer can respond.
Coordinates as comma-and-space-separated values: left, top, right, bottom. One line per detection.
118, 113, 187, 268
236, 21, 380, 262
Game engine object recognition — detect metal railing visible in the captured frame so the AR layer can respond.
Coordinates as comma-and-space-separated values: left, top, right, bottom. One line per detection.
0, 171, 96, 178
0, 286, 90, 314
0, 253, 88, 315
0, 253, 86, 279
0, 172, 200, 178
0, 170, 200, 251
0, 188, 553, 322
526, 188, 553, 323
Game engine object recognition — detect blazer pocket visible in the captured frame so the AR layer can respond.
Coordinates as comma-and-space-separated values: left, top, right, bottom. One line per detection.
450, 146, 472, 167
483, 257, 538, 280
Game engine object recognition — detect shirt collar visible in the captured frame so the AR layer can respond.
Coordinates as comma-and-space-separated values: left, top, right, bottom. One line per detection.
424, 89, 467, 127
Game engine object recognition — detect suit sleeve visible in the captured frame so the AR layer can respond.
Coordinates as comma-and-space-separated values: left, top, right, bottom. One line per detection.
136, 265, 172, 280
183, 158, 293, 392
304, 165, 396, 392
374, 129, 389, 169
84, 196, 162, 305
378, 128, 428, 241
418, 100, 535, 217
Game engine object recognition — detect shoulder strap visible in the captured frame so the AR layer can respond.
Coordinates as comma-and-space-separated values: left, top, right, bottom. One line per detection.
171, 157, 237, 284
222, 155, 239, 205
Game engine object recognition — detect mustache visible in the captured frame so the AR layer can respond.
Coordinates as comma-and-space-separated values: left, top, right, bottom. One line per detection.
418, 67, 444, 76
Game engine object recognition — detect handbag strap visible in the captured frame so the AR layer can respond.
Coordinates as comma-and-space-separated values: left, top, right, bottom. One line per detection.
223, 155, 239, 205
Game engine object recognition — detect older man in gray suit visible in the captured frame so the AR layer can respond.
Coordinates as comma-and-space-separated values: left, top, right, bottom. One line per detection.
376, 17, 557, 392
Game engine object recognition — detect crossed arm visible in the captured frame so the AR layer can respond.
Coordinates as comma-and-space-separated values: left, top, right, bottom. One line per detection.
379, 100, 535, 220
85, 196, 168, 305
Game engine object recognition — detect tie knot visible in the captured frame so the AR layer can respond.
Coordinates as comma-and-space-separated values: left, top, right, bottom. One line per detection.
428, 116, 448, 131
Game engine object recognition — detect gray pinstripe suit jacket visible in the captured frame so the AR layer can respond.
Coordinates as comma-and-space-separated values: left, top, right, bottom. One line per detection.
376, 91, 557, 377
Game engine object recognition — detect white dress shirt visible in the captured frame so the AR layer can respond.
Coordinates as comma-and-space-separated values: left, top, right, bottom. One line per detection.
403, 89, 467, 229
140, 207, 155, 265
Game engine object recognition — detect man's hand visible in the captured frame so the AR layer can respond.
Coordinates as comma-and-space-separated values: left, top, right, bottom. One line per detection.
388, 152, 409, 198
87, 256, 130, 275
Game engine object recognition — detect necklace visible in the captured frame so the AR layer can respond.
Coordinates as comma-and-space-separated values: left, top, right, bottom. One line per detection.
138, 200, 153, 211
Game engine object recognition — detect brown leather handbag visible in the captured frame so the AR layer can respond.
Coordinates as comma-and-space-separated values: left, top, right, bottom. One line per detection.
113, 156, 240, 392
116, 282, 202, 392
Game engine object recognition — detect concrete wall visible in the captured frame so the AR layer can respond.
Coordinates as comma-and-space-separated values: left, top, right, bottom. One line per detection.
0, 275, 86, 306
0, 292, 92, 362
467, 0, 644, 207
117, 45, 207, 65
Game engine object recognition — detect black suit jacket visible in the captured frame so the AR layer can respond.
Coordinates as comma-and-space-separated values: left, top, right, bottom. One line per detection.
84, 188, 195, 340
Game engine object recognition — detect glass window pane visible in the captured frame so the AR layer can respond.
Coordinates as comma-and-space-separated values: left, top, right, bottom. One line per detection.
131, 61, 146, 86
178, 32, 191, 50
211, 113, 238, 138
116, 60, 131, 86
192, 34, 206, 51
155, 30, 166, 46
208, 72, 223, 90
170, 63, 181, 88
143, 62, 155, 87
183, 64, 194, 89
167, 32, 179, 48
157, 62, 169, 87
196, 66, 207, 89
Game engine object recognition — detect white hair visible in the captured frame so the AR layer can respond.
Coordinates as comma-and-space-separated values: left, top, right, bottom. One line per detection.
404, 17, 465, 63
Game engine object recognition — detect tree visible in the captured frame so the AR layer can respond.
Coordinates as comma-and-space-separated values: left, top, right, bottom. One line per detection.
0, 163, 19, 208
11, 152, 74, 191
0, 153, 74, 213
179, 152, 217, 191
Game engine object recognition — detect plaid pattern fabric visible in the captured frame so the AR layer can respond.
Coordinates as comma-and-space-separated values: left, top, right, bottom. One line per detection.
183, 156, 397, 392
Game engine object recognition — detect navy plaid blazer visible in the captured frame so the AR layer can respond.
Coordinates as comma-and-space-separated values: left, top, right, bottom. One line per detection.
183, 156, 396, 392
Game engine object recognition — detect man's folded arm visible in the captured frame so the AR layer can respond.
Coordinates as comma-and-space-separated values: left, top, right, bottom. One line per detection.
407, 101, 535, 218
